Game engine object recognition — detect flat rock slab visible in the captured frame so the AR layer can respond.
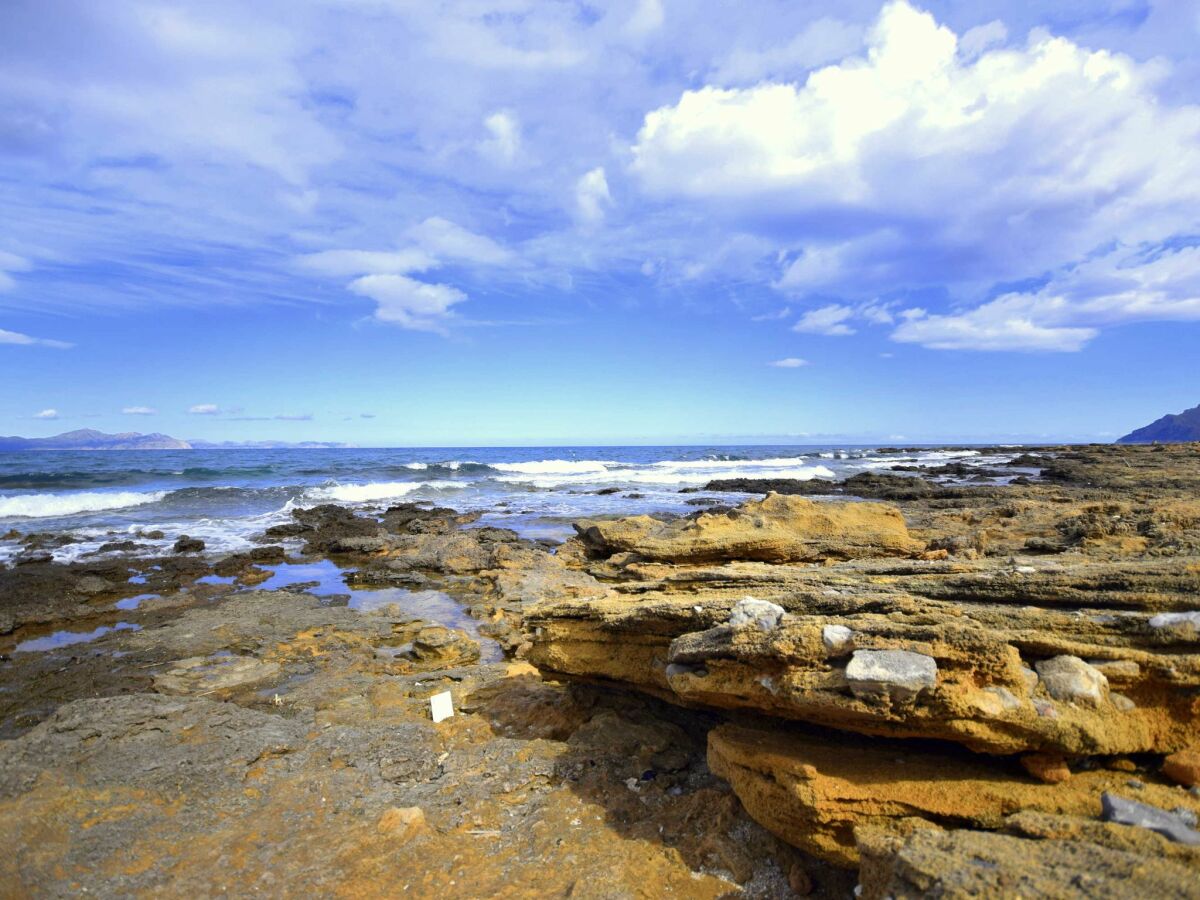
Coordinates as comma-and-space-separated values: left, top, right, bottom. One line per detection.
154, 654, 282, 696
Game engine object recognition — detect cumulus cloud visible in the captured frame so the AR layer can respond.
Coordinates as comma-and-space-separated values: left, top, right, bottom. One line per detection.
33, 408, 59, 419
630, 0, 1200, 347
188, 403, 220, 415
122, 406, 157, 415
348, 274, 467, 332
793, 305, 856, 336
574, 167, 612, 226
0, 328, 72, 349
769, 357, 810, 368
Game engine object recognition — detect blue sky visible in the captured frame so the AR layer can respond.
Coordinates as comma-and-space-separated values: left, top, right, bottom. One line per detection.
1, 0, 1198, 445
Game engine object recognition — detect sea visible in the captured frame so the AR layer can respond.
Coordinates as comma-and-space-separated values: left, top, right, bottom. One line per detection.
0, 445, 1024, 564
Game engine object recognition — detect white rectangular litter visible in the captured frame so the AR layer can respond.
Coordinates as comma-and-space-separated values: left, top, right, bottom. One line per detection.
430, 690, 454, 723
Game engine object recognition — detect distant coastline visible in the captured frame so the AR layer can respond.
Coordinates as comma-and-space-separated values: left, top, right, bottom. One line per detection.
0, 429, 350, 451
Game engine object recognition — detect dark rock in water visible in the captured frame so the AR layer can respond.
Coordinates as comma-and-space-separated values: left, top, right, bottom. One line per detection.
20, 532, 80, 550
381, 503, 479, 536
14, 551, 53, 566
1101, 792, 1200, 845
95, 540, 143, 554
703, 477, 836, 496
1118, 403, 1200, 444
624, 493, 645, 499
263, 522, 311, 539
594, 487, 621, 495
173, 536, 205, 554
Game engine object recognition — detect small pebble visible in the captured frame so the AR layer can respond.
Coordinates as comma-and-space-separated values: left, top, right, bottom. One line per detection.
1127, 778, 1145, 790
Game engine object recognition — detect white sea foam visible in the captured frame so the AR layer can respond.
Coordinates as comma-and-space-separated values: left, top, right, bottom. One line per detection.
307, 480, 462, 503
495, 463, 836, 488
492, 460, 616, 475
0, 490, 168, 519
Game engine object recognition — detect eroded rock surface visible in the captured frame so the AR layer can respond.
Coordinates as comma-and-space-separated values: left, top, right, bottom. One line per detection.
525, 444, 1200, 887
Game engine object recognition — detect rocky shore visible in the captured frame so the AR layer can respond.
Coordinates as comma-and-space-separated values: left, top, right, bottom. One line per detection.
2, 443, 1199, 896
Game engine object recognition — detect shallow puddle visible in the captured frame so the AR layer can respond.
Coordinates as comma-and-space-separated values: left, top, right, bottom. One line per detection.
260, 559, 504, 663
15, 622, 141, 653
115, 593, 160, 611
195, 574, 237, 586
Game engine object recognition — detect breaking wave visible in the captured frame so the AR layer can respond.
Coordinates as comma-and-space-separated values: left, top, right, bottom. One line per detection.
0, 490, 168, 519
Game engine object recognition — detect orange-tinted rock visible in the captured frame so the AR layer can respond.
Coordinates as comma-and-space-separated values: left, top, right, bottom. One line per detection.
1164, 748, 1200, 787
1021, 753, 1072, 784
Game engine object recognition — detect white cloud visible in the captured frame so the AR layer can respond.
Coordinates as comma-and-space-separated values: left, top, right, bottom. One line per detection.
0, 251, 33, 292
297, 248, 437, 278
631, 0, 1200, 303
769, 357, 810, 368
275, 413, 312, 421
407, 217, 513, 266
892, 243, 1200, 351
574, 167, 612, 226
189, 403, 220, 415
478, 110, 522, 164
793, 304, 856, 336
0, 328, 72, 349
122, 406, 157, 415
348, 274, 467, 332
33, 408, 59, 419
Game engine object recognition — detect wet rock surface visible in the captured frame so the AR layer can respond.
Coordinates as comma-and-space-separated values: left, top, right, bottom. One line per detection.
3, 443, 1200, 895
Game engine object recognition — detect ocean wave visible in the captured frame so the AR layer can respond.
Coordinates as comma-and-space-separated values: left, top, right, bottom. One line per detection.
492, 460, 616, 475
0, 490, 168, 519
495, 463, 837, 488
306, 480, 463, 503
647, 457, 814, 471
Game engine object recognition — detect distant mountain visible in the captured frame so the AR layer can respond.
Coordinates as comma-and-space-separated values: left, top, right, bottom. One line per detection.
0, 429, 192, 451
0, 429, 353, 451
1117, 404, 1200, 444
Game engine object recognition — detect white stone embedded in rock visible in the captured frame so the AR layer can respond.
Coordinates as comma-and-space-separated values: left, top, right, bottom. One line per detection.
822, 624, 854, 655
728, 597, 785, 631
845, 649, 937, 701
1035, 656, 1108, 708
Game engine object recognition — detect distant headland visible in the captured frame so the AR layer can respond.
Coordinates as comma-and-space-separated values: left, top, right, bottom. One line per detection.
1118, 403, 1200, 444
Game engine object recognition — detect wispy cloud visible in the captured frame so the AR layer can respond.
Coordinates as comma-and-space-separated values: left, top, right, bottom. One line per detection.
188, 404, 221, 415
33, 408, 59, 419
792, 305, 856, 337
122, 406, 157, 415
769, 357, 810, 368
0, 328, 72, 349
